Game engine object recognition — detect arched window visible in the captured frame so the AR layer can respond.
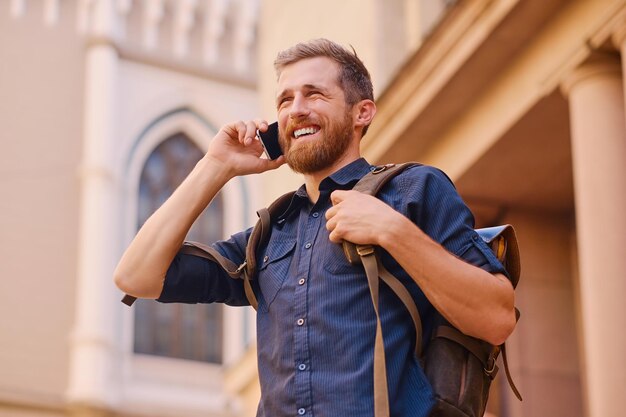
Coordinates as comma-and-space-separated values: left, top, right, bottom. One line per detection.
133, 133, 223, 363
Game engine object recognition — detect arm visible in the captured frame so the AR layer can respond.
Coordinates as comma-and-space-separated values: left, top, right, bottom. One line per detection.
113, 120, 285, 299
325, 190, 516, 346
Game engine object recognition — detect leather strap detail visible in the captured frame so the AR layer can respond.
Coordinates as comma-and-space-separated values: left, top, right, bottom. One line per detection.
121, 240, 243, 306
501, 343, 523, 401
360, 250, 390, 417
180, 241, 242, 277
434, 325, 491, 368
243, 269, 258, 310
376, 256, 422, 357
121, 294, 137, 306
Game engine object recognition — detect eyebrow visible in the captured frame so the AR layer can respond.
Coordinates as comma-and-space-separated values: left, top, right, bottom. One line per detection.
276, 83, 331, 105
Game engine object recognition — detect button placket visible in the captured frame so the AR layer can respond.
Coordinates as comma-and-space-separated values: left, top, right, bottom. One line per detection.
292, 207, 321, 417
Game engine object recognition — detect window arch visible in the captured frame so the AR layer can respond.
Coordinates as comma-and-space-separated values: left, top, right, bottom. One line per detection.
133, 132, 223, 363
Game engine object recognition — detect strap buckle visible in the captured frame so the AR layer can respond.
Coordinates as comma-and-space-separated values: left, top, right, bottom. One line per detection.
371, 163, 395, 174
484, 357, 498, 379
236, 261, 247, 274
356, 244, 375, 256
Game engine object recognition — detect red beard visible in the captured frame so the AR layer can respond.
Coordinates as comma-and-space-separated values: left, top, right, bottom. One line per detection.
280, 111, 354, 174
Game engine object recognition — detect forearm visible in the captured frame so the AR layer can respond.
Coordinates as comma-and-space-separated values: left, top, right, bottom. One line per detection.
114, 156, 232, 299
379, 214, 516, 345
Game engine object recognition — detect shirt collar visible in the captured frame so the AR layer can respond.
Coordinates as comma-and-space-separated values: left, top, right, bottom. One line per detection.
276, 158, 373, 223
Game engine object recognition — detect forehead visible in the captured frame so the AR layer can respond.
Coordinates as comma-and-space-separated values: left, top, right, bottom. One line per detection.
276, 56, 342, 93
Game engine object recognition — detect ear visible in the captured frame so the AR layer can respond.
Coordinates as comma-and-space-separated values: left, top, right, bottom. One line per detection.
353, 99, 377, 132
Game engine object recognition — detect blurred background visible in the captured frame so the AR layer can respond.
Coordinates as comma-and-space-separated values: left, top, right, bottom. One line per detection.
1, 0, 625, 416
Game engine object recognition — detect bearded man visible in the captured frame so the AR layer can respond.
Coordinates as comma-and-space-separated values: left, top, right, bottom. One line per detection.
114, 39, 515, 417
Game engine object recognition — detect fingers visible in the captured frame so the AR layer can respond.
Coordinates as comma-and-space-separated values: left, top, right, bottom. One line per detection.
231, 119, 268, 146
330, 190, 350, 206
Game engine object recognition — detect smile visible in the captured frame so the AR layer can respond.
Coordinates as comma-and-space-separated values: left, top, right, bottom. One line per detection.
293, 126, 320, 139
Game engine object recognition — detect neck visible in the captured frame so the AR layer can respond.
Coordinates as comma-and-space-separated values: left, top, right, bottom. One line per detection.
302, 152, 360, 203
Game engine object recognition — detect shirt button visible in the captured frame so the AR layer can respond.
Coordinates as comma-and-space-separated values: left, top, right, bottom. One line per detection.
263, 255, 269, 263
298, 408, 306, 415
298, 363, 306, 371
298, 278, 305, 285
312, 212, 319, 218
297, 318, 305, 326
304, 242, 312, 249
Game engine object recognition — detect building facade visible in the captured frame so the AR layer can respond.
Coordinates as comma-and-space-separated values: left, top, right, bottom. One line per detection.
1, 1, 625, 417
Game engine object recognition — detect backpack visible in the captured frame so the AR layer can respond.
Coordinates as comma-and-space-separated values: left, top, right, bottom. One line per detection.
122, 162, 522, 417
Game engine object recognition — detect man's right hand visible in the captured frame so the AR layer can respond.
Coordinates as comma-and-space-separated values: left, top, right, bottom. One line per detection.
114, 119, 285, 299
206, 119, 285, 178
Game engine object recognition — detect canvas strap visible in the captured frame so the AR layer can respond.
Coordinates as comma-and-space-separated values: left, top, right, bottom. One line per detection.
344, 163, 524, 416
342, 163, 420, 417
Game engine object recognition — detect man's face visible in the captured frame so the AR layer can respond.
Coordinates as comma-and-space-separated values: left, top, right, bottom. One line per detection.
275, 57, 355, 174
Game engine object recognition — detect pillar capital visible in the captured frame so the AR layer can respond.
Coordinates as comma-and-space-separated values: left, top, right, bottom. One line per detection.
611, 21, 626, 50
560, 53, 622, 98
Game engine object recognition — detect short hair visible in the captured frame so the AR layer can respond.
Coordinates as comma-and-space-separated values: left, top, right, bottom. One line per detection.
274, 38, 374, 107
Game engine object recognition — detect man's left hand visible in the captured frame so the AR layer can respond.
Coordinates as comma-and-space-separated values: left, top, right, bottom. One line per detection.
325, 190, 402, 245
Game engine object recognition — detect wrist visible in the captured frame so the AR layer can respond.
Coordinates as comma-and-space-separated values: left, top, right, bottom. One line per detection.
198, 154, 235, 185
377, 211, 412, 249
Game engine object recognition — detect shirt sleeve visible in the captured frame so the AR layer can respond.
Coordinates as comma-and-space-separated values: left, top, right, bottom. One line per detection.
157, 227, 252, 306
397, 165, 508, 278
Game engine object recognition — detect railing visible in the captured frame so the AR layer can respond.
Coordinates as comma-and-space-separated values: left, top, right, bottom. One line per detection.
9, 0, 259, 80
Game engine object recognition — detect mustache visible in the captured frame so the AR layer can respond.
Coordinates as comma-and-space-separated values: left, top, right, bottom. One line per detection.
284, 118, 321, 136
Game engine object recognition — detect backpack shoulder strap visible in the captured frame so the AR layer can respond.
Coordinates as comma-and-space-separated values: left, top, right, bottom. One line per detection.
121, 191, 297, 309
353, 162, 421, 195
343, 162, 420, 264
241, 191, 296, 310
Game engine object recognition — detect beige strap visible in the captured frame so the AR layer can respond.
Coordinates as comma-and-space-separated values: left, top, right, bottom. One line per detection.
376, 257, 422, 357
359, 246, 390, 417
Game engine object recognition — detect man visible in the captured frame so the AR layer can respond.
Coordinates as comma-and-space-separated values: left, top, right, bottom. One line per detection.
114, 39, 515, 417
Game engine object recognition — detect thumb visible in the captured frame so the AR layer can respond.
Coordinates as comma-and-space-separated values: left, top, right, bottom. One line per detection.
330, 190, 349, 206
257, 155, 286, 172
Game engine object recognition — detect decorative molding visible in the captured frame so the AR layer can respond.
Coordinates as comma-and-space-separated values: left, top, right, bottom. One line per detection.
77, 0, 95, 34
43, 0, 60, 26
232, 0, 258, 73
587, 1, 626, 50
10, 0, 26, 19
173, 0, 197, 57
560, 53, 622, 98
6, 0, 258, 80
611, 21, 626, 50
141, 0, 164, 50
203, 0, 229, 66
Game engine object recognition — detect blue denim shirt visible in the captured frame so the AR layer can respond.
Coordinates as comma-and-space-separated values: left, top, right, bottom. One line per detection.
159, 158, 507, 417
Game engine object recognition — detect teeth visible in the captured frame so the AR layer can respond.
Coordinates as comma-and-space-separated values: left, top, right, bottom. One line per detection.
294, 127, 319, 138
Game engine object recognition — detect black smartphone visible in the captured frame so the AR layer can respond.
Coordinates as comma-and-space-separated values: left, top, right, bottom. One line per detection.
256, 121, 282, 160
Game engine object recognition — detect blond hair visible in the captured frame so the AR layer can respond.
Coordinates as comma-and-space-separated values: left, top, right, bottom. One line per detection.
274, 38, 374, 107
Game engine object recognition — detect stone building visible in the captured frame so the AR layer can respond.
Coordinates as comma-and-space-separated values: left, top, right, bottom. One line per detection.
1, 1, 624, 417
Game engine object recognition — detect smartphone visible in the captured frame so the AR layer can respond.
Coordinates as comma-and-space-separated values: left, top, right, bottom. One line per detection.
256, 121, 283, 160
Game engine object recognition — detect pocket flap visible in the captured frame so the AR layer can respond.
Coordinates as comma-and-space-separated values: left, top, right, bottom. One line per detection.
259, 240, 296, 271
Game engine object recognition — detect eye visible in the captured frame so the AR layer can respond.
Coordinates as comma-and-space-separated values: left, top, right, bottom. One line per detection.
277, 96, 292, 109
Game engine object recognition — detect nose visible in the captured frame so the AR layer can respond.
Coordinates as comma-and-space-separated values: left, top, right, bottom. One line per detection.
289, 94, 310, 119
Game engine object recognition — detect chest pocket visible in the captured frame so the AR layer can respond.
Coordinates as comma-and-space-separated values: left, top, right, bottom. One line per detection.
257, 239, 296, 312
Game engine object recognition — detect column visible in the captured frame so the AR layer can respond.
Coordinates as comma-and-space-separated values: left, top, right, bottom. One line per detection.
67, 0, 122, 414
613, 26, 626, 118
561, 54, 626, 417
